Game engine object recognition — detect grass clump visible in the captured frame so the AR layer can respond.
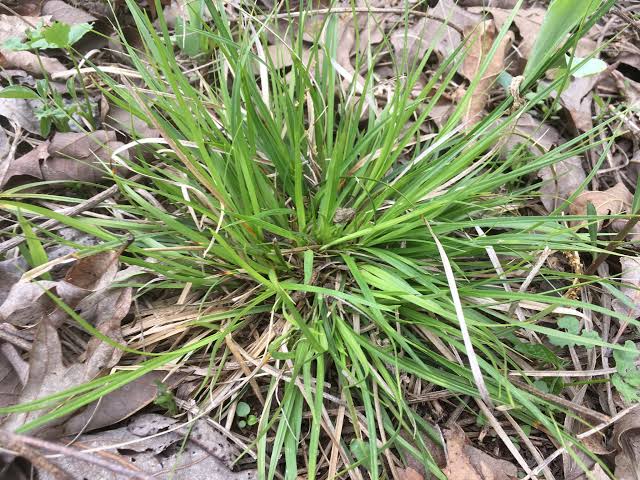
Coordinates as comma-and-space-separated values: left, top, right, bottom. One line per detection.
2, 0, 633, 478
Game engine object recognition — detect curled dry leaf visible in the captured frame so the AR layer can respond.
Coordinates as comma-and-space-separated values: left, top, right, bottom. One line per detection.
0, 130, 128, 188
0, 249, 133, 436
612, 408, 640, 480
0, 14, 50, 44
460, 20, 513, 125
0, 141, 49, 188
0, 49, 66, 76
613, 257, 640, 320
442, 426, 518, 480
42, 414, 257, 480
569, 182, 633, 229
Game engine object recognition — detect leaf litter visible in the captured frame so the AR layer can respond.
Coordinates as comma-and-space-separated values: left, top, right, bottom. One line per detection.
1, 0, 640, 479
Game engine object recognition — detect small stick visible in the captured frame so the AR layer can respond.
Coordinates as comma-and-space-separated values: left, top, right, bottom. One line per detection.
0, 174, 141, 255
511, 379, 609, 424
0, 430, 154, 480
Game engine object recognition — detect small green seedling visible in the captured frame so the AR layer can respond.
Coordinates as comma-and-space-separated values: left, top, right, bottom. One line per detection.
154, 381, 178, 416
612, 341, 640, 403
236, 401, 257, 429
349, 439, 378, 473
4, 21, 93, 50
547, 316, 600, 348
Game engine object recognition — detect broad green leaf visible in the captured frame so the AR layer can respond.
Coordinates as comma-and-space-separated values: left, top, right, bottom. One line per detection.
0, 85, 40, 100
524, 0, 600, 77
570, 56, 607, 77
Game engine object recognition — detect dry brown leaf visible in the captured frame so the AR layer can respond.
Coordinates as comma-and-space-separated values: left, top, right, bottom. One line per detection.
484, 7, 545, 60
459, 0, 517, 6
0, 13, 61, 77
0, 141, 49, 188
1, 131, 127, 187
0, 280, 57, 326
42, 0, 97, 24
61, 0, 114, 18
391, 0, 481, 66
442, 426, 518, 480
0, 344, 23, 410
104, 105, 161, 138
560, 75, 599, 132
43, 130, 126, 182
63, 371, 184, 435
0, 49, 66, 76
538, 157, 587, 213
43, 414, 257, 480
460, 20, 513, 125
498, 113, 587, 212
0, 250, 132, 436
569, 183, 633, 228
612, 409, 640, 480
0, 127, 8, 159
0, 257, 27, 304
0, 97, 43, 134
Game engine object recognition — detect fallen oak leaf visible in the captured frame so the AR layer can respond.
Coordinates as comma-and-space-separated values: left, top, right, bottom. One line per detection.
43, 130, 127, 182
391, 0, 481, 67
482, 7, 545, 60
0, 141, 49, 188
0, 14, 51, 44
560, 75, 599, 132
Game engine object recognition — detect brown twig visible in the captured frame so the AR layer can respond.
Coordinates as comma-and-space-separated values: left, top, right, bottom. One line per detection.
0, 174, 141, 255
511, 379, 609, 424
612, 8, 640, 36
0, 431, 74, 480
0, 431, 155, 480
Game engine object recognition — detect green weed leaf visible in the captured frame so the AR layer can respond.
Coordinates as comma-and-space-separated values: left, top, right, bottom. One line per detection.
236, 401, 250, 417
612, 341, 640, 402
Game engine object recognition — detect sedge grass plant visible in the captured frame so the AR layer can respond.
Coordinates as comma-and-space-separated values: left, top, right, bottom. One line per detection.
1, 0, 635, 478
